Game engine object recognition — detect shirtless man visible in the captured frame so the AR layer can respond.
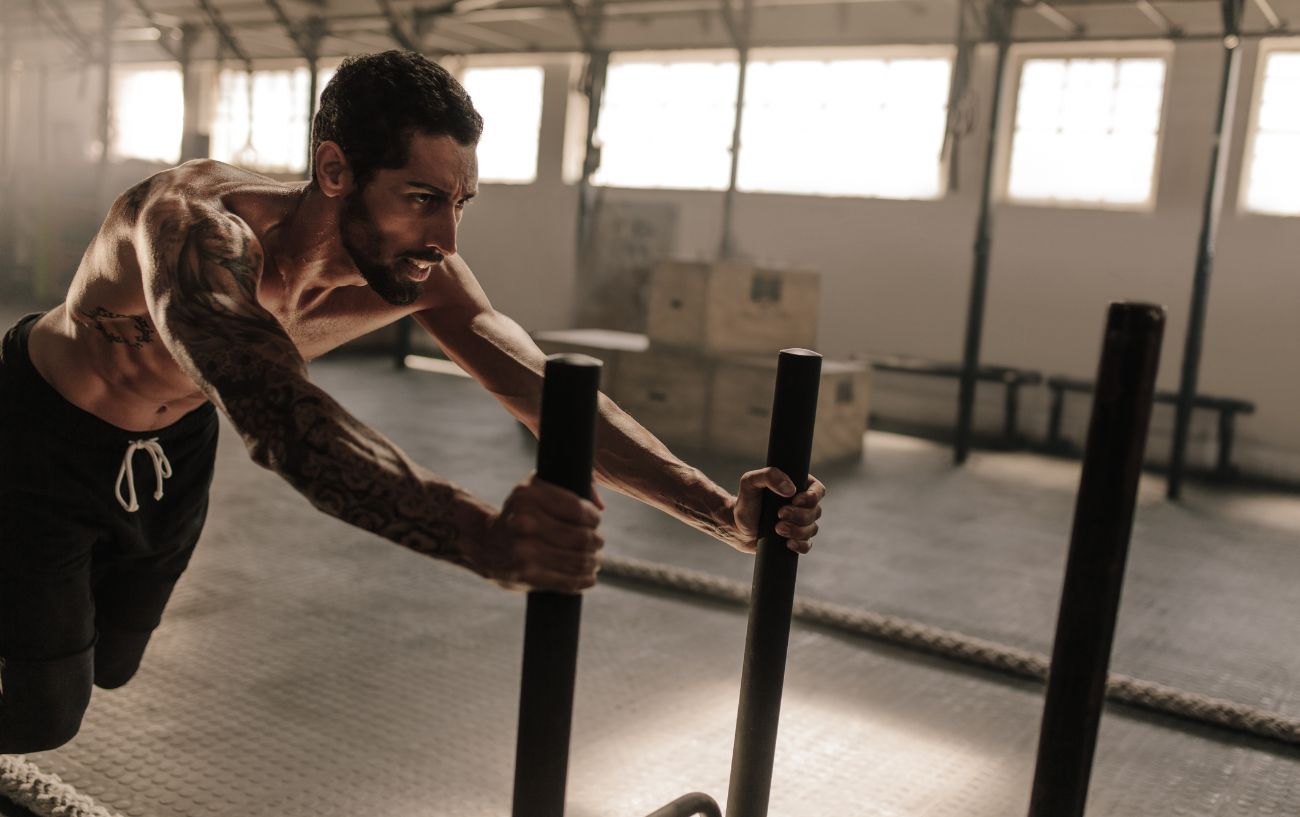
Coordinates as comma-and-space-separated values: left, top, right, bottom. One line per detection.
0, 50, 825, 754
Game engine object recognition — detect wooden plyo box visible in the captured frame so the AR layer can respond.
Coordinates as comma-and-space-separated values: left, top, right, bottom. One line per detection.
533, 329, 649, 401
708, 357, 871, 467
647, 260, 821, 356
611, 349, 712, 451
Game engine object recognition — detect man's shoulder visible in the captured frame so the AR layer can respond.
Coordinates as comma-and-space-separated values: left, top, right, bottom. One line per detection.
124, 160, 283, 226
126, 163, 268, 251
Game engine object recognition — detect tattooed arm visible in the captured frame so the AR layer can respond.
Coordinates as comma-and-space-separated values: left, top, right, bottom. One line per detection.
138, 204, 601, 591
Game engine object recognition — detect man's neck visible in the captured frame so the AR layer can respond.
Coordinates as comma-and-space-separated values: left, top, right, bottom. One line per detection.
263, 184, 366, 308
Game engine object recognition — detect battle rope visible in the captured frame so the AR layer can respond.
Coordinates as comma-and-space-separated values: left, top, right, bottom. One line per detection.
0, 756, 124, 817
601, 554, 1300, 747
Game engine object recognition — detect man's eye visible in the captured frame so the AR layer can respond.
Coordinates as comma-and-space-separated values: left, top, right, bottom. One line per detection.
412, 194, 434, 205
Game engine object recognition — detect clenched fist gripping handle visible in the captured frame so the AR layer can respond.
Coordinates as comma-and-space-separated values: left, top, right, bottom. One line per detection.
726, 349, 822, 817
512, 354, 601, 817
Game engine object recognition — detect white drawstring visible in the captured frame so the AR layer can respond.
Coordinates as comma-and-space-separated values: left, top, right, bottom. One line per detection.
115, 438, 173, 513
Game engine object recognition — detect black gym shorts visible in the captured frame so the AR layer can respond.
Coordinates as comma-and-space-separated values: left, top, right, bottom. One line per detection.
0, 312, 219, 671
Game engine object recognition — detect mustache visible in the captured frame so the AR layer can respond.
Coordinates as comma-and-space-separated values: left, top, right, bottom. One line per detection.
402, 251, 444, 264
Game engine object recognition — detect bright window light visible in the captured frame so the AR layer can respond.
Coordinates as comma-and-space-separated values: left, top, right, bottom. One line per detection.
112, 67, 183, 164
592, 56, 739, 190
213, 67, 329, 173
1243, 49, 1300, 216
738, 55, 950, 199
1006, 56, 1166, 207
461, 66, 544, 184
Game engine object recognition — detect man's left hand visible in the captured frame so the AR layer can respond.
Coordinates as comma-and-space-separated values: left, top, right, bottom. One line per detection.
729, 468, 826, 555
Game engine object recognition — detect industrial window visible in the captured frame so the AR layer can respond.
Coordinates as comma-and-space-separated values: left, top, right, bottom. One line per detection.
1242, 47, 1300, 216
461, 66, 544, 184
592, 54, 740, 191
1005, 55, 1167, 208
212, 67, 332, 174
112, 67, 183, 164
738, 52, 952, 199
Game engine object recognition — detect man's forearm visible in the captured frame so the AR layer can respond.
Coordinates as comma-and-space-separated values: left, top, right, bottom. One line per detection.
223, 370, 496, 572
592, 394, 744, 548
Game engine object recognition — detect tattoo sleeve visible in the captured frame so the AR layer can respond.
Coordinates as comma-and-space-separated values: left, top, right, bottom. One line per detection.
142, 209, 492, 570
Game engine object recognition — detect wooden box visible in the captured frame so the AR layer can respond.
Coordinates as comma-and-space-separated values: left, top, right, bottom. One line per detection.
611, 349, 712, 451
533, 329, 649, 401
707, 356, 871, 467
646, 260, 820, 356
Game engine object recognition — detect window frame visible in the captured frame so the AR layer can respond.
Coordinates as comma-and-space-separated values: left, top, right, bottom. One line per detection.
110, 61, 185, 164
738, 44, 957, 201
590, 48, 743, 192
210, 58, 339, 175
995, 39, 1175, 213
1237, 36, 1300, 218
447, 54, 549, 186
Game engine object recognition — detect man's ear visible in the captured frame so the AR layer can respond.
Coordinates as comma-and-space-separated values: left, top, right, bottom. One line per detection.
314, 141, 353, 198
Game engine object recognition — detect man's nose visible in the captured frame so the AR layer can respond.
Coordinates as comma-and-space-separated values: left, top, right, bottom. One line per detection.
426, 208, 459, 257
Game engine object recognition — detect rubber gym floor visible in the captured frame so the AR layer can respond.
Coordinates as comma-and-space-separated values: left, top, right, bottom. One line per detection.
4, 344, 1299, 816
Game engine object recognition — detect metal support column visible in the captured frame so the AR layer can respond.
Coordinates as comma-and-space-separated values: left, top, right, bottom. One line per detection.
954, 0, 1016, 465
1167, 0, 1244, 500
574, 49, 608, 273
98, 0, 117, 185
179, 25, 203, 161
719, 0, 753, 260
0, 0, 12, 277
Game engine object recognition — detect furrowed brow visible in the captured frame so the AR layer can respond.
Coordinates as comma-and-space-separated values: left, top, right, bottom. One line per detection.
407, 181, 477, 202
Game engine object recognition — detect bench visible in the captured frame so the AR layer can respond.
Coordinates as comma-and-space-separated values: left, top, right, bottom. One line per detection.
1045, 376, 1255, 478
863, 354, 1043, 446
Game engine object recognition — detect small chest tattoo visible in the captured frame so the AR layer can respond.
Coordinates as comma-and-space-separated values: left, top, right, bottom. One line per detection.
79, 307, 155, 349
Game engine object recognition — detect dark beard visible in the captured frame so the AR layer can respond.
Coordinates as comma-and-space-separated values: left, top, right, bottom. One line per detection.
340, 191, 425, 307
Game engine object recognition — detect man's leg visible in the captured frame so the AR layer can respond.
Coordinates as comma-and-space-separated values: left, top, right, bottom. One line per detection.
0, 543, 97, 754
92, 495, 209, 690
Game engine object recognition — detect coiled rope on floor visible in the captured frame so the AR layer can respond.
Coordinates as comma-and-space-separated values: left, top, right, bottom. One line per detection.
601, 554, 1300, 748
0, 756, 124, 817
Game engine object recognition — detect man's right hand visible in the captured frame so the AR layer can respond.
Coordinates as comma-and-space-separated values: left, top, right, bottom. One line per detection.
472, 474, 604, 593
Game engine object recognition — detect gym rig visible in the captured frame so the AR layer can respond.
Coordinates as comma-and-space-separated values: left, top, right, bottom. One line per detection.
512, 301, 1164, 817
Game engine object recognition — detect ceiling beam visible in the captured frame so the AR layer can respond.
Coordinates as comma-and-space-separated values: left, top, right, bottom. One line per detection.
375, 0, 422, 50
436, 17, 533, 48
1133, 0, 1183, 35
262, 0, 318, 58
1032, 1, 1086, 34
36, 0, 96, 55
194, 0, 254, 69
1251, 0, 1285, 29
129, 0, 182, 58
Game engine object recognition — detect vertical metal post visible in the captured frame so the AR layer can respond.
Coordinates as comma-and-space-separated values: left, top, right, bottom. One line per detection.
0, 0, 12, 276
304, 17, 325, 178
1027, 302, 1165, 817
393, 317, 412, 370
954, 0, 1015, 465
726, 349, 821, 817
719, 0, 753, 260
1168, 0, 1244, 500
98, 0, 116, 181
574, 50, 608, 269
34, 65, 52, 302
512, 355, 602, 817
306, 56, 319, 177
179, 25, 199, 161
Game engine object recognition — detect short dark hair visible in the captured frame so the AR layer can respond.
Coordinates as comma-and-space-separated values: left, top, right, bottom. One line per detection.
311, 50, 483, 186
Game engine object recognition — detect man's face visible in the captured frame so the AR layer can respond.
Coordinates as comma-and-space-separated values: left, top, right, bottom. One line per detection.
340, 132, 479, 306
